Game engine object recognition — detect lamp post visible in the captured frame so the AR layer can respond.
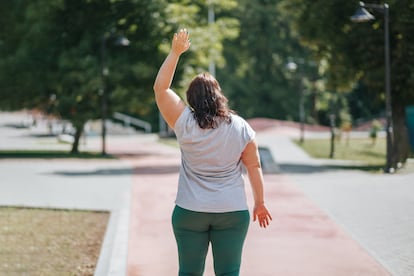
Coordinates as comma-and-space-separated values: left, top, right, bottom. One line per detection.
208, 0, 216, 76
351, 1, 393, 173
286, 60, 305, 144
100, 32, 130, 155
329, 109, 336, 159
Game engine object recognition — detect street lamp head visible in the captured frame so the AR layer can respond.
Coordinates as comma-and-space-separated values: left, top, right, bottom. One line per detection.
351, 2, 376, 22
351, 6, 375, 22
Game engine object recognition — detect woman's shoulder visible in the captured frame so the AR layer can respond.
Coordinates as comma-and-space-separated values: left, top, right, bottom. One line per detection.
174, 106, 197, 132
175, 106, 192, 123
230, 113, 250, 126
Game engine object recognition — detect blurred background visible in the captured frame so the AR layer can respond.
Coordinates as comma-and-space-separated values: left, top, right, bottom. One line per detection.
1, 0, 413, 167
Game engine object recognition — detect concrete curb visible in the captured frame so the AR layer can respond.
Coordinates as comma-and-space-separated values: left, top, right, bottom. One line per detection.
94, 189, 130, 276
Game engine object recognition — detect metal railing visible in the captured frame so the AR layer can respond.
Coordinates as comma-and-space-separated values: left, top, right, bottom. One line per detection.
113, 112, 152, 133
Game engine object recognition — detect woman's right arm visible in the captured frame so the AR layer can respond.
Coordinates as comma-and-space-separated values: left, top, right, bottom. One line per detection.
241, 139, 272, 228
153, 29, 190, 128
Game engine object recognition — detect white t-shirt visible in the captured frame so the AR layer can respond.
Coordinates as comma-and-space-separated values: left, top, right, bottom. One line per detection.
174, 106, 255, 213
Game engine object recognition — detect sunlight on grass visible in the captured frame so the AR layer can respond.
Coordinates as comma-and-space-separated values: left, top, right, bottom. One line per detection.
295, 137, 386, 165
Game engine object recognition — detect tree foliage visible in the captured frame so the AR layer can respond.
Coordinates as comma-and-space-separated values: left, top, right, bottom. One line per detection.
0, 0, 240, 152
286, 0, 414, 166
1, 0, 413, 167
0, 0, 168, 152
217, 0, 311, 120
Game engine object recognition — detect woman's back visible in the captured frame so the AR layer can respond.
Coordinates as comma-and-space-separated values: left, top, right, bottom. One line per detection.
174, 107, 255, 212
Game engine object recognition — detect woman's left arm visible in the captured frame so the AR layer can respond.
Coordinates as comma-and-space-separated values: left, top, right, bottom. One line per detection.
241, 139, 272, 228
153, 29, 190, 128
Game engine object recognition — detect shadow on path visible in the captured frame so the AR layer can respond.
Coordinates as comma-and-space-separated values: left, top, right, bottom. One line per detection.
50, 165, 180, 177
278, 163, 384, 174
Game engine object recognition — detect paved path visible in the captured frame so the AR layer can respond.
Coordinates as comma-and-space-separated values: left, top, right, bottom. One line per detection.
124, 142, 389, 275
257, 127, 414, 276
291, 171, 414, 276
1, 111, 414, 275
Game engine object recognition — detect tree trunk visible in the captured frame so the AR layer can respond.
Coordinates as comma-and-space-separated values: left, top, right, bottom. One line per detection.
70, 121, 85, 154
392, 102, 411, 168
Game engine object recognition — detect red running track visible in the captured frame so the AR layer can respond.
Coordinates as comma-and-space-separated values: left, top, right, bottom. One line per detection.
115, 141, 389, 276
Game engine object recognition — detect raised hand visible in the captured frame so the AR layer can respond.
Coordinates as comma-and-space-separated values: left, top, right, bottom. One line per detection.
171, 28, 191, 56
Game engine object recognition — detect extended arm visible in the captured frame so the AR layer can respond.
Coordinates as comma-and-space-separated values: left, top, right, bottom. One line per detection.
241, 139, 272, 228
153, 29, 190, 128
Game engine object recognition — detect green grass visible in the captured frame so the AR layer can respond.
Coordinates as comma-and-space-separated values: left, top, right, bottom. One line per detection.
295, 136, 387, 171
0, 150, 115, 159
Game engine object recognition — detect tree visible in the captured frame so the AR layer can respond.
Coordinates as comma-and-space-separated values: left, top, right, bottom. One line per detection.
0, 0, 240, 152
0, 0, 167, 153
217, 0, 318, 122
286, 0, 414, 169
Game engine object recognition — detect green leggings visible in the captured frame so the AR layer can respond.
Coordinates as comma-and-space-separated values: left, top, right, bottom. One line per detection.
172, 205, 250, 276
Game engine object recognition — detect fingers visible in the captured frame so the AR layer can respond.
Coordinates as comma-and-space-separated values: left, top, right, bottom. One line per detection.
258, 214, 272, 228
172, 28, 190, 54
254, 207, 272, 228
178, 28, 188, 36
176, 28, 189, 41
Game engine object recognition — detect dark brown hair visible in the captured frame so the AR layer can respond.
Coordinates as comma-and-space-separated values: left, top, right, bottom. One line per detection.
186, 72, 234, 129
